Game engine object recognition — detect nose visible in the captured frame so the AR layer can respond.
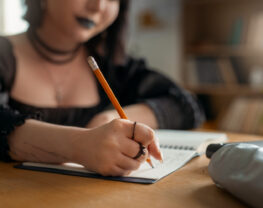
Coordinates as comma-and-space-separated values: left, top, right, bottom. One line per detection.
87, 0, 106, 12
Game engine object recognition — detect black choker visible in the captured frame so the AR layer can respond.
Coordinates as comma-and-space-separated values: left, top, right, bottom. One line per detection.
27, 29, 82, 64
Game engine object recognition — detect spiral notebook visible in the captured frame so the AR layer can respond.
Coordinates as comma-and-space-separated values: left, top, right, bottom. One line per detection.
15, 130, 227, 184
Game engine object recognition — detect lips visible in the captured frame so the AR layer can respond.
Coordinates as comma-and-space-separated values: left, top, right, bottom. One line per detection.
76, 17, 96, 29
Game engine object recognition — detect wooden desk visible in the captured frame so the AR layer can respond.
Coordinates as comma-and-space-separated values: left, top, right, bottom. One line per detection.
0, 133, 262, 208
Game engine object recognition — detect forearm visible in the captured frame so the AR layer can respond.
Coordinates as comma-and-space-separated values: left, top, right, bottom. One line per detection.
123, 104, 158, 129
87, 104, 158, 129
8, 119, 84, 164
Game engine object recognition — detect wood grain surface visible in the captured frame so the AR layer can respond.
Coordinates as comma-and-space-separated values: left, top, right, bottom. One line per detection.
1, 132, 262, 208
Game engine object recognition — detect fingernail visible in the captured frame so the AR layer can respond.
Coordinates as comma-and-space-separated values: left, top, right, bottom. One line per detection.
159, 151, 164, 163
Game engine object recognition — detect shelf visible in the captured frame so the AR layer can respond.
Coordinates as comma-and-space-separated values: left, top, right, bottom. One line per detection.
185, 0, 261, 6
184, 84, 263, 95
186, 45, 263, 57
182, 0, 263, 131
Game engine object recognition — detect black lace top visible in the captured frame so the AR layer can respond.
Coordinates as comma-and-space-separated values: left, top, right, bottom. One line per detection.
0, 36, 204, 161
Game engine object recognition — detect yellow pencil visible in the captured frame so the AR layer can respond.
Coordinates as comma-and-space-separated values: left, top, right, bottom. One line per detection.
87, 56, 154, 168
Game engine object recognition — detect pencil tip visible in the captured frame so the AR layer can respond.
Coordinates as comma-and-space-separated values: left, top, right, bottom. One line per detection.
147, 159, 154, 169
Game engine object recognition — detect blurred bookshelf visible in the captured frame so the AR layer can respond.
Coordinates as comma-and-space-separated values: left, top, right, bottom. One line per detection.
182, 0, 263, 134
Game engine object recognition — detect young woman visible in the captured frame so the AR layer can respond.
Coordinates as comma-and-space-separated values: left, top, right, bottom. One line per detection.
0, 0, 204, 176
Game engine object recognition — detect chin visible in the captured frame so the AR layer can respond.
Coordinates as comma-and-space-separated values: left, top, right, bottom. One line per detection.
74, 30, 98, 43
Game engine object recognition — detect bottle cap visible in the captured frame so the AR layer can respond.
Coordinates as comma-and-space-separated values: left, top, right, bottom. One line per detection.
206, 143, 225, 158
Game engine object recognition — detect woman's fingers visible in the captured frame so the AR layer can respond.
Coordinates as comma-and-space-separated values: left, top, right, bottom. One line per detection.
79, 119, 161, 177
115, 119, 162, 161
118, 137, 140, 157
100, 154, 143, 177
119, 133, 151, 163
118, 137, 149, 163
112, 119, 154, 146
148, 136, 163, 161
116, 153, 142, 171
100, 165, 131, 177
130, 122, 163, 161
131, 122, 155, 146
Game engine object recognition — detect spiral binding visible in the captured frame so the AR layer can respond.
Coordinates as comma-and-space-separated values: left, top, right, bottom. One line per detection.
160, 144, 195, 151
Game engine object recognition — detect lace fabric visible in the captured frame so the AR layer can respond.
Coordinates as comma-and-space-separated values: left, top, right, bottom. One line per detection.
0, 105, 27, 161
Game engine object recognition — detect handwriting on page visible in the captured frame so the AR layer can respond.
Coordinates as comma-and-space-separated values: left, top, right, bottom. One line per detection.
129, 149, 197, 179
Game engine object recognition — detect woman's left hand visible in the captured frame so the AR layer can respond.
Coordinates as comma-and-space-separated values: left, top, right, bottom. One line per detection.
87, 103, 158, 129
86, 110, 118, 128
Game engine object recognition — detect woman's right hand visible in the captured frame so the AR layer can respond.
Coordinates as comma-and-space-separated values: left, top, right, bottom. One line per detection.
70, 119, 162, 176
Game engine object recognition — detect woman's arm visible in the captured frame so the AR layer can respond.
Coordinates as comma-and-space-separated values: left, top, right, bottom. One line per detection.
87, 103, 158, 129
8, 119, 80, 163
124, 104, 158, 128
7, 118, 162, 176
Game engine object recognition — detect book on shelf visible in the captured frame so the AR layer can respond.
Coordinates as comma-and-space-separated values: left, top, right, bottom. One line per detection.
186, 56, 248, 86
229, 57, 248, 84
219, 97, 263, 135
195, 57, 224, 84
227, 12, 263, 48
186, 56, 224, 85
217, 58, 238, 85
246, 12, 263, 48
219, 97, 249, 132
187, 11, 263, 52
229, 17, 244, 46
186, 56, 199, 85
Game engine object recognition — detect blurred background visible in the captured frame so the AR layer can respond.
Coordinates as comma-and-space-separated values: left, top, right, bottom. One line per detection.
1, 0, 263, 135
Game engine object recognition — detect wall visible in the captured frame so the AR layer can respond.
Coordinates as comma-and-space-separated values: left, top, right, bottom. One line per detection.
127, 0, 183, 82
0, 0, 28, 35
0, 1, 4, 34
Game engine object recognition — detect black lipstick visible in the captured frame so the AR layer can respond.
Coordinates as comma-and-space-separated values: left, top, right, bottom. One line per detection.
76, 17, 96, 29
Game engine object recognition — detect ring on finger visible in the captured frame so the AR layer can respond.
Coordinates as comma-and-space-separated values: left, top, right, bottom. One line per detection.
133, 142, 146, 159
131, 121, 137, 140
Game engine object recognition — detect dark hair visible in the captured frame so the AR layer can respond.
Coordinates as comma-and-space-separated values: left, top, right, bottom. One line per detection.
23, 0, 130, 65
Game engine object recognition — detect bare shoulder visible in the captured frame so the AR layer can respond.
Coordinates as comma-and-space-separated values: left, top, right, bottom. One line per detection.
6, 33, 29, 48
6, 32, 35, 61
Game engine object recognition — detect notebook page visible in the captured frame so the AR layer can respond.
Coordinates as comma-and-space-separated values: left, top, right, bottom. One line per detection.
128, 148, 197, 179
23, 149, 198, 180
131, 130, 227, 179
155, 130, 227, 150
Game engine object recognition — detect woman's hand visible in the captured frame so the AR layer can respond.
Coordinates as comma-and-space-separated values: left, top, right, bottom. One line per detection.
86, 110, 118, 129
71, 119, 162, 176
